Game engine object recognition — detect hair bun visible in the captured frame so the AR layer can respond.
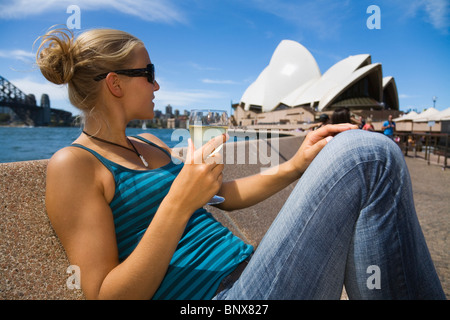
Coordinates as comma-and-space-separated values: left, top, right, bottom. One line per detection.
36, 28, 76, 85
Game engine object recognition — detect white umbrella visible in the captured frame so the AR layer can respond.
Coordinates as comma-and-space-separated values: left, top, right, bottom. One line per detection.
394, 111, 417, 122
428, 107, 450, 121
412, 108, 440, 122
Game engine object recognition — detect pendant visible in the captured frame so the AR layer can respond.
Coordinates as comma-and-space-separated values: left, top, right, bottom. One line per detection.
140, 155, 149, 167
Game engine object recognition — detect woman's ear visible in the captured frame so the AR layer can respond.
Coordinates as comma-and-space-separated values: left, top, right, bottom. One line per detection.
104, 73, 123, 97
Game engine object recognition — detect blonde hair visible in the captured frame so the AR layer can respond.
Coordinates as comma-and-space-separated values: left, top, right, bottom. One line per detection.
36, 27, 144, 113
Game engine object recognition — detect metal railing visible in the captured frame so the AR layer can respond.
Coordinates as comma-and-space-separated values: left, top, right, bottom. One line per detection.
395, 132, 449, 169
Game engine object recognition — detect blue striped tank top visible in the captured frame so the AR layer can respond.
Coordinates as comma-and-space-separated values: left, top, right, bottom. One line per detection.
71, 136, 253, 300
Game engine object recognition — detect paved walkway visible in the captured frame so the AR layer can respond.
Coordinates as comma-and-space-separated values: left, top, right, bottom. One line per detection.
403, 155, 449, 298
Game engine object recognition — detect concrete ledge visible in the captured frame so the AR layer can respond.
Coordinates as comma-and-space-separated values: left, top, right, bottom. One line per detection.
0, 136, 304, 299
0, 159, 84, 299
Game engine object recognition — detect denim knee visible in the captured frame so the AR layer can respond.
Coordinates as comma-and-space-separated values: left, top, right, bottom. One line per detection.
327, 129, 403, 167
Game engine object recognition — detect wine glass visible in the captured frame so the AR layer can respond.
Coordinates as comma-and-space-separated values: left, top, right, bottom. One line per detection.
189, 109, 228, 205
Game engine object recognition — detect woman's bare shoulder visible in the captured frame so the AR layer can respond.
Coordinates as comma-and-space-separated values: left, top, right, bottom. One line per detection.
137, 132, 170, 148
137, 132, 174, 155
45, 145, 111, 206
47, 145, 99, 176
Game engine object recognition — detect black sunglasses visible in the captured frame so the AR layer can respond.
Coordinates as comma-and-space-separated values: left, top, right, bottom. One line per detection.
93, 64, 155, 83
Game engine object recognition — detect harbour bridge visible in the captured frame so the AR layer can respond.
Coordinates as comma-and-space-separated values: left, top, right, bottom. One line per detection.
0, 75, 73, 126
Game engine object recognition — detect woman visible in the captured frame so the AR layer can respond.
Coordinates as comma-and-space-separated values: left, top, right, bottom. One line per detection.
38, 27, 445, 300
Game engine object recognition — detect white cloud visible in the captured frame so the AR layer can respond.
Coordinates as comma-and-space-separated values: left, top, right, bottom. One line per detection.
399, 94, 421, 99
0, 49, 34, 63
406, 0, 450, 33
188, 62, 221, 71
10, 76, 68, 102
154, 86, 228, 109
0, 0, 187, 24
247, 0, 352, 39
423, 0, 450, 32
8, 75, 79, 114
202, 79, 240, 85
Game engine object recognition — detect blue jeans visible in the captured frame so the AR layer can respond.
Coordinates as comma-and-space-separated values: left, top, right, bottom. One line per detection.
215, 130, 445, 299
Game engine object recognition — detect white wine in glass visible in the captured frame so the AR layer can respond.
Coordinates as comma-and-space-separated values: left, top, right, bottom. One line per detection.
189, 109, 228, 205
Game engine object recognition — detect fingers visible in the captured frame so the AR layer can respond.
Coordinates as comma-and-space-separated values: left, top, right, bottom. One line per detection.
310, 123, 357, 143
308, 137, 329, 156
204, 151, 223, 165
202, 133, 228, 157
185, 138, 195, 164
185, 135, 225, 167
211, 163, 224, 179
194, 133, 228, 164
320, 123, 357, 135
178, 136, 225, 208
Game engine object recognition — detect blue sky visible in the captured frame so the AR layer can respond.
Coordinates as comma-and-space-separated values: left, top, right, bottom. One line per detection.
0, 0, 449, 116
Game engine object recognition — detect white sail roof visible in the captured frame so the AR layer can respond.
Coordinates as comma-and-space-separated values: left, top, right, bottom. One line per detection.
240, 40, 398, 112
282, 54, 371, 108
241, 40, 321, 112
318, 63, 382, 111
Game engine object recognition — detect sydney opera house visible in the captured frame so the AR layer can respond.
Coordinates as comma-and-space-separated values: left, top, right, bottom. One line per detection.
234, 40, 402, 130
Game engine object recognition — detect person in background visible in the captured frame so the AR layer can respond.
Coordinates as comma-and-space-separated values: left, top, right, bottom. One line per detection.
330, 107, 362, 127
331, 107, 351, 124
382, 115, 396, 139
309, 113, 330, 131
359, 116, 366, 129
362, 119, 375, 131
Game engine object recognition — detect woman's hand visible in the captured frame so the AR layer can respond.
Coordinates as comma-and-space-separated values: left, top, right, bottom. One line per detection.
288, 124, 358, 175
165, 134, 227, 213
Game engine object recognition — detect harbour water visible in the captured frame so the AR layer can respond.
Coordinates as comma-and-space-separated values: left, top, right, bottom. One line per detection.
0, 126, 252, 163
0, 127, 187, 163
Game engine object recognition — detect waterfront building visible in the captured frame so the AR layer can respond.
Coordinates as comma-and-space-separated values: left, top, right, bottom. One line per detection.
236, 40, 402, 130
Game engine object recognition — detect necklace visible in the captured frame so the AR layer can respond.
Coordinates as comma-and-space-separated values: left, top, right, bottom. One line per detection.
82, 130, 149, 167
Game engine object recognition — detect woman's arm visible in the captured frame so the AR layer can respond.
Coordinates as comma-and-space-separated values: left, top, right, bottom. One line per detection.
45, 148, 190, 299
216, 124, 358, 211
215, 160, 299, 211
46, 135, 226, 299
